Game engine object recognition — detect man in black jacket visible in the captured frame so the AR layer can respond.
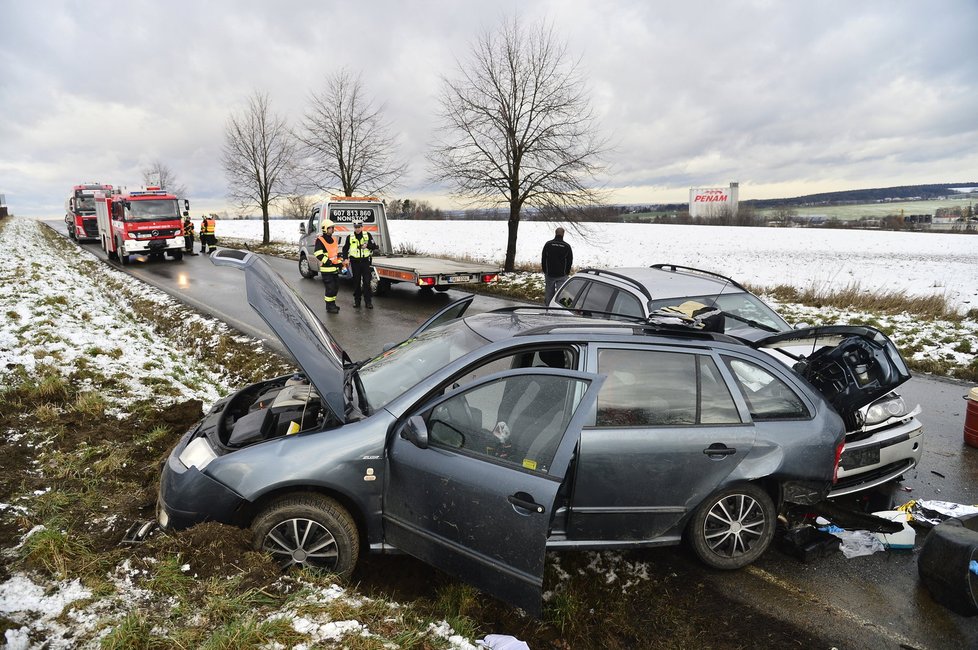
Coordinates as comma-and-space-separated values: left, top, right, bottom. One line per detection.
541, 227, 573, 304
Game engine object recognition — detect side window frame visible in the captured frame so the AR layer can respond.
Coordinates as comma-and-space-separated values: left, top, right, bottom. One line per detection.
720, 353, 815, 422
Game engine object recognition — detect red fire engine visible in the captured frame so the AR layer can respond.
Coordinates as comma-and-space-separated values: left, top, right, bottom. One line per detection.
95, 187, 188, 265
65, 182, 113, 241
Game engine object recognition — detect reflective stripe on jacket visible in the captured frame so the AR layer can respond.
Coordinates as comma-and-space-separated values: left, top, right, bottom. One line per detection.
183, 221, 195, 236
345, 232, 373, 259
314, 235, 341, 272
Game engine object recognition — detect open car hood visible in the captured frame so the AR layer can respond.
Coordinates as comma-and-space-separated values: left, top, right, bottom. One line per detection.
753, 325, 911, 425
209, 249, 349, 423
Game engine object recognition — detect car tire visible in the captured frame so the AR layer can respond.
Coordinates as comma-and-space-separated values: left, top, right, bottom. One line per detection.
374, 278, 391, 296
252, 493, 359, 577
435, 286, 450, 292
117, 239, 129, 266
687, 483, 776, 570
171, 250, 184, 261
298, 253, 317, 279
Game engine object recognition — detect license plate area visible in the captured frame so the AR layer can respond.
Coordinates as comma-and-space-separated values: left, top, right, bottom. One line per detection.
840, 444, 880, 470
447, 274, 474, 283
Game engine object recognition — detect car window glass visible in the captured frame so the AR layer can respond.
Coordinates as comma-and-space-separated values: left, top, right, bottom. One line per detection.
448, 348, 574, 391
610, 290, 643, 318
725, 357, 809, 420
580, 282, 615, 313
428, 374, 586, 473
699, 356, 741, 424
595, 349, 697, 426
554, 278, 586, 307
648, 292, 789, 333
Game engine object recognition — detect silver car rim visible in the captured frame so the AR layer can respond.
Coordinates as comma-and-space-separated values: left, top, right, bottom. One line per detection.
703, 493, 767, 558
299, 256, 310, 275
262, 518, 339, 570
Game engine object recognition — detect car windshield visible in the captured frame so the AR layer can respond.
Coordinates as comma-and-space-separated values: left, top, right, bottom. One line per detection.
75, 196, 96, 213
127, 199, 180, 221
357, 319, 489, 409
649, 292, 790, 335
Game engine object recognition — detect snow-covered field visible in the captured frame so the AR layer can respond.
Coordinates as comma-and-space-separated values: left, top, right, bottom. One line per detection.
214, 219, 978, 311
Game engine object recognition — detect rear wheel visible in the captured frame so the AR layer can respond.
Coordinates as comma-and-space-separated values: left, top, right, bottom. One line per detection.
687, 483, 775, 569
373, 278, 391, 296
299, 254, 318, 279
252, 493, 359, 577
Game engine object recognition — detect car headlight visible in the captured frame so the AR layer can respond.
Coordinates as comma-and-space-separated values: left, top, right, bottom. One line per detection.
178, 437, 217, 470
864, 395, 908, 425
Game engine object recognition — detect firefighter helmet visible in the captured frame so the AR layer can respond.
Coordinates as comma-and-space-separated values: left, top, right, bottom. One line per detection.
321, 219, 335, 231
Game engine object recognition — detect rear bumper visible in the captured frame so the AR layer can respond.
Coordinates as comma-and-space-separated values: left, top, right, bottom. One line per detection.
829, 416, 923, 497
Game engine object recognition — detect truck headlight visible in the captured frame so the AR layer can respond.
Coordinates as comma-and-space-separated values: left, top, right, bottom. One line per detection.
178, 437, 217, 470
864, 395, 908, 425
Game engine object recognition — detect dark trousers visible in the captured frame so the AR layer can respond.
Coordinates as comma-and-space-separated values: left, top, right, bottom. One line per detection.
321, 270, 338, 302
350, 259, 372, 305
184, 234, 194, 252
201, 234, 215, 252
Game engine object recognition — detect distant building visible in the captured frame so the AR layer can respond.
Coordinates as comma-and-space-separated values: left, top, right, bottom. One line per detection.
689, 182, 739, 219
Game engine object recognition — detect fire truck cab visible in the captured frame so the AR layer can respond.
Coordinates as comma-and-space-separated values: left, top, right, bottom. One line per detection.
66, 182, 113, 241
96, 187, 188, 265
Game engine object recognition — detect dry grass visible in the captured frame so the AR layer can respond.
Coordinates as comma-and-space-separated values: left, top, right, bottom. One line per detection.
757, 281, 960, 321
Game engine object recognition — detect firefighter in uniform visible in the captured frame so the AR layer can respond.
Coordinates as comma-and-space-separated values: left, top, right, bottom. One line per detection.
341, 220, 377, 308
314, 220, 343, 314
200, 215, 216, 254
182, 215, 197, 254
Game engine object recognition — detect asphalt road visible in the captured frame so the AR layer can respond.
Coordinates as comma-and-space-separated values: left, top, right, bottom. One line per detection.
52, 221, 978, 648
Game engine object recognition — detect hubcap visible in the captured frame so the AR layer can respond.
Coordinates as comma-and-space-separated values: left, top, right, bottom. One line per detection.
703, 494, 766, 558
263, 518, 339, 570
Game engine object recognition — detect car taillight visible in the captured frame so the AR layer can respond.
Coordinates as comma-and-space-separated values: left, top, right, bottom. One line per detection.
418, 276, 436, 286
832, 441, 845, 483
482, 273, 498, 283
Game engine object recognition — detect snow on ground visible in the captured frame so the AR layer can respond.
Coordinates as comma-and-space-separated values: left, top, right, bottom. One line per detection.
212, 219, 978, 311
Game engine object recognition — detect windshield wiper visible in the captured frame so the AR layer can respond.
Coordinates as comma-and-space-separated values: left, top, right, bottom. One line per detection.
344, 359, 370, 413
720, 311, 781, 333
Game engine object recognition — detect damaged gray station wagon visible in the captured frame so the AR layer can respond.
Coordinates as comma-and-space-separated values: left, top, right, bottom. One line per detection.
158, 251, 914, 614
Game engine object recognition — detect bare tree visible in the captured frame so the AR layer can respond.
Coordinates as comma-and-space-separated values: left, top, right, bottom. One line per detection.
428, 18, 606, 271
281, 194, 317, 219
296, 69, 405, 197
222, 92, 298, 244
141, 160, 188, 198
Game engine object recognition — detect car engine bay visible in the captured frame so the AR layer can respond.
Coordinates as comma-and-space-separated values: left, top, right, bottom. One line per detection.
223, 375, 324, 447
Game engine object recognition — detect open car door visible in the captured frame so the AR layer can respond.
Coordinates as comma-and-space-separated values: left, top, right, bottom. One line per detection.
383, 368, 604, 615
754, 325, 911, 428
408, 294, 475, 339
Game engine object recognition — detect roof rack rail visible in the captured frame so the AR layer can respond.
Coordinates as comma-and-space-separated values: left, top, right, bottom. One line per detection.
650, 264, 748, 292
486, 306, 738, 343
577, 268, 654, 301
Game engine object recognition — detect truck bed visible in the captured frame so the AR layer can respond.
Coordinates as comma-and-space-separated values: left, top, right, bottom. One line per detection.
375, 255, 497, 275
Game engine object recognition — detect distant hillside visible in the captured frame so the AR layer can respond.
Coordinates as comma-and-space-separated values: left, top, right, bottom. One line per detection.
744, 183, 978, 208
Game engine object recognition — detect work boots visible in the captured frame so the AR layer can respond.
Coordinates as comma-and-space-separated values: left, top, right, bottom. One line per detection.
326, 303, 340, 314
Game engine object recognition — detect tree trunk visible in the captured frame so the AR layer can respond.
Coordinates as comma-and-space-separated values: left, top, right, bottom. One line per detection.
505, 202, 520, 272
262, 205, 270, 245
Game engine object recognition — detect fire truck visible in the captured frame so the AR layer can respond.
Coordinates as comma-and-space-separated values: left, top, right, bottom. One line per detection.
298, 196, 500, 295
65, 182, 113, 241
95, 187, 188, 265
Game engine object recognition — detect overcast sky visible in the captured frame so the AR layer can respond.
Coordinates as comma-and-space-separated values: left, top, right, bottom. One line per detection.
2, 0, 976, 217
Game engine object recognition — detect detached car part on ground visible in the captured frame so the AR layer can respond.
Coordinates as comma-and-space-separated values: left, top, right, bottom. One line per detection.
550, 264, 923, 498
158, 250, 914, 615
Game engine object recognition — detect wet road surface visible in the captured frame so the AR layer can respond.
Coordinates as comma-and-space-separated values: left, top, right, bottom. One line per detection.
55, 222, 978, 648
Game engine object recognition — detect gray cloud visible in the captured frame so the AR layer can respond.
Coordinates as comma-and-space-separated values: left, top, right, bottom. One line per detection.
1, 0, 976, 216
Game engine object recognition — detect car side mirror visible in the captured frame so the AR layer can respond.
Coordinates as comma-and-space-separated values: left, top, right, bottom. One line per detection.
299, 222, 307, 235
399, 415, 429, 449
184, 199, 190, 211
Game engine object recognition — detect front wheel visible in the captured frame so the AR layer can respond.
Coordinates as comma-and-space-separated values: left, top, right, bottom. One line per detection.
170, 250, 184, 261
117, 239, 129, 266
687, 483, 775, 570
298, 254, 318, 279
252, 493, 359, 577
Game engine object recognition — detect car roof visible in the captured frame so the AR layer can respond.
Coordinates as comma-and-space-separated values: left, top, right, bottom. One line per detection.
577, 266, 747, 301
460, 308, 742, 347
